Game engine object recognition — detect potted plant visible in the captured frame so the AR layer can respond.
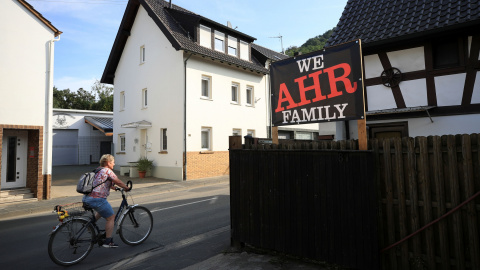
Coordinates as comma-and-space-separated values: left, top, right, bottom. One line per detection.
136, 157, 153, 178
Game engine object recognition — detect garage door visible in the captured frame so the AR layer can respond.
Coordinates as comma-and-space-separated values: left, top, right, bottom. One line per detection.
52, 129, 78, 166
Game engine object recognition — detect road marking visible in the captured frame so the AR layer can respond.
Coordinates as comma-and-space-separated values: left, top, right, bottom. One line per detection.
150, 197, 218, 213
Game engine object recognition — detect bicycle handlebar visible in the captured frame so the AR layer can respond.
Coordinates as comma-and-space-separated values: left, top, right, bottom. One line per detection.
115, 181, 133, 192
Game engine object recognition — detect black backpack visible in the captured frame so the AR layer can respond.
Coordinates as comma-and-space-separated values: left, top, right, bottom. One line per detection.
76, 168, 105, 194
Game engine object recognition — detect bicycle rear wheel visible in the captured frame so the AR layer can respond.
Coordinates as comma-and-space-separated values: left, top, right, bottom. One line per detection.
48, 218, 95, 266
119, 206, 153, 245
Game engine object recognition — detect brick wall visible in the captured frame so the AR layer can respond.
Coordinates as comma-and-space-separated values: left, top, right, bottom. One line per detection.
186, 151, 229, 179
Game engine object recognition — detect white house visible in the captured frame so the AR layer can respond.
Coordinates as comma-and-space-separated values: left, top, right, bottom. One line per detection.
101, 0, 306, 180
326, 0, 480, 140
52, 109, 113, 166
0, 0, 61, 200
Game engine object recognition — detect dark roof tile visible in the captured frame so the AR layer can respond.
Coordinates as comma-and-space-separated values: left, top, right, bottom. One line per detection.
327, 0, 480, 48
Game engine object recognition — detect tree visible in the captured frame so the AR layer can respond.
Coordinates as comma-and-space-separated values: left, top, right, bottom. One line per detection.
53, 80, 114, 111
91, 80, 114, 111
285, 28, 335, 57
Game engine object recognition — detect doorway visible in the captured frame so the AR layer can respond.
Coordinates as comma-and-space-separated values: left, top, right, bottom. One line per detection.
100, 141, 112, 157
1, 130, 27, 189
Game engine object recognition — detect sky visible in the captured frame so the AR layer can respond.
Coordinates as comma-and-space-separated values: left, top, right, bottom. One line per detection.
28, 0, 348, 92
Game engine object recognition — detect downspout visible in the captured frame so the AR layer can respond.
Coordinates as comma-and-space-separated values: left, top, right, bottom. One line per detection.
45, 35, 60, 184
183, 52, 192, 181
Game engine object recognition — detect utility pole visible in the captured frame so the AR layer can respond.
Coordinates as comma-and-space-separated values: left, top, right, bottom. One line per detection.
269, 34, 284, 54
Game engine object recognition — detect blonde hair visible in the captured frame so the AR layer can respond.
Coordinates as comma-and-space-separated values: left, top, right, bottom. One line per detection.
99, 154, 114, 167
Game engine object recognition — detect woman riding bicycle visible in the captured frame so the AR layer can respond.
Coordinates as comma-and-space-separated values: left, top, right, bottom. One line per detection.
82, 154, 130, 248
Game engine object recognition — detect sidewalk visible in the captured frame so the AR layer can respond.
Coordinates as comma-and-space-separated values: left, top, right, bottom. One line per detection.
0, 165, 229, 220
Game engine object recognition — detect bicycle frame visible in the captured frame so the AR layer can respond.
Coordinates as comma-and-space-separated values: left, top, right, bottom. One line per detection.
50, 188, 137, 241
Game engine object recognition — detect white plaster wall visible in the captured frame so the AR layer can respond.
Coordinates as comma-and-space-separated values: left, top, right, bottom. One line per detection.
364, 54, 383, 79
471, 71, 480, 104
400, 79, 428, 107
0, 0, 54, 125
53, 109, 113, 135
186, 57, 267, 151
435, 73, 466, 106
387, 47, 425, 72
112, 6, 185, 179
366, 85, 397, 111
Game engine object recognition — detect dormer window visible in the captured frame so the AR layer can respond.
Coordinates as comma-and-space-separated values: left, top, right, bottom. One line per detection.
228, 36, 237, 56
240, 40, 249, 61
199, 25, 211, 49
214, 30, 225, 52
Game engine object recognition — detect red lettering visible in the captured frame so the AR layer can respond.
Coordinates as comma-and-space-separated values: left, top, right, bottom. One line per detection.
324, 63, 357, 99
294, 70, 325, 107
275, 83, 298, 112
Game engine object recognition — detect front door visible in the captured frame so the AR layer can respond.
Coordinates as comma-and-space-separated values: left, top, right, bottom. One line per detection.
1, 130, 28, 189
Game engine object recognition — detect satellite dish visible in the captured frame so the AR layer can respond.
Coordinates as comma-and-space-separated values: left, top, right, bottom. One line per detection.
227, 21, 232, 28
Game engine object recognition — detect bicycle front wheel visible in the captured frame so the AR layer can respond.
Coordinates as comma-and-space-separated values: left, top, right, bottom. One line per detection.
48, 218, 95, 266
119, 206, 153, 245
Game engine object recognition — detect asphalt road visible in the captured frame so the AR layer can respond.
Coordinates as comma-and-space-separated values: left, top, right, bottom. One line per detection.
0, 183, 231, 270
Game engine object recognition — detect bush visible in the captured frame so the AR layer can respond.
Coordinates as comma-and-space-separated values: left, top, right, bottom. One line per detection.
136, 157, 153, 172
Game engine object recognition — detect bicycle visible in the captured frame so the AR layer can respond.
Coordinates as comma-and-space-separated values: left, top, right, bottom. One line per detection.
47, 181, 153, 266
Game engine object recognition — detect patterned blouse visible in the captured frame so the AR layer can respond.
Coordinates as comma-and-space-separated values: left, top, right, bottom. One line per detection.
88, 167, 118, 198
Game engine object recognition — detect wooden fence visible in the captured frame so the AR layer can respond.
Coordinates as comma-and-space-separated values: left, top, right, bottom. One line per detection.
230, 133, 480, 270
229, 145, 379, 270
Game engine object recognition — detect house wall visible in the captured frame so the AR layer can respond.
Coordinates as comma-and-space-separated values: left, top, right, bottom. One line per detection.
0, 1, 56, 198
113, 6, 185, 180
0, 1, 53, 126
185, 57, 268, 179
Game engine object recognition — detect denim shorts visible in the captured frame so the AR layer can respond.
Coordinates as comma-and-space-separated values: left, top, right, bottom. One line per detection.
82, 196, 114, 218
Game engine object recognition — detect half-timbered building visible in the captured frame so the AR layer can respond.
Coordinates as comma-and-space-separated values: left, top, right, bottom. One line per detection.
327, 0, 480, 139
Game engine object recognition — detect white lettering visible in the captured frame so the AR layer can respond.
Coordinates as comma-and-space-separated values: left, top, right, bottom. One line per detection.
301, 108, 317, 122
291, 110, 301, 123
282, 110, 292, 123
296, 58, 311, 73
312, 55, 324, 70
324, 105, 336, 121
316, 106, 325, 120
334, 103, 348, 119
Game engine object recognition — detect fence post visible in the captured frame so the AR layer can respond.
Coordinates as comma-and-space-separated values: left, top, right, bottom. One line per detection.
229, 136, 242, 150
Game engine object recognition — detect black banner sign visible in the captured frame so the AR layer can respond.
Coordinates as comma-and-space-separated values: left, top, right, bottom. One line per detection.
270, 40, 364, 126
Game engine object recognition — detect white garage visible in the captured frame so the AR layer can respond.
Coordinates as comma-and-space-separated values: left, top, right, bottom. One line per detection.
52, 129, 79, 165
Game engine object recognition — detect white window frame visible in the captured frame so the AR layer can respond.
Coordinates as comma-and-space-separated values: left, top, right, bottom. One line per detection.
142, 88, 148, 109
120, 91, 125, 111
228, 36, 237, 56
232, 128, 242, 136
231, 82, 239, 104
201, 127, 212, 151
201, 75, 212, 99
247, 129, 255, 137
214, 30, 225, 52
119, 134, 126, 152
140, 45, 145, 64
160, 128, 167, 151
246, 86, 254, 106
